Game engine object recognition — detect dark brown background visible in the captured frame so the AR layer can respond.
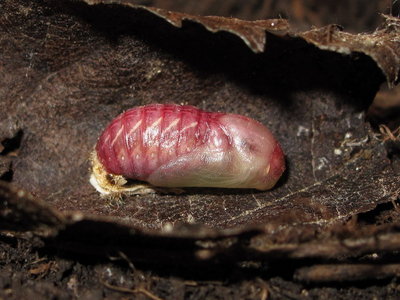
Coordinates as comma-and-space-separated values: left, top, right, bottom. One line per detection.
1, 0, 400, 299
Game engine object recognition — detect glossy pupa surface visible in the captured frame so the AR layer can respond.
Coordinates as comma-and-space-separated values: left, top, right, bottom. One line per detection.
90, 104, 285, 195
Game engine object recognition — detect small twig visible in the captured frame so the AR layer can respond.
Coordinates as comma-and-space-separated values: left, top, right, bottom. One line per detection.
260, 286, 269, 300
117, 251, 136, 272
183, 280, 198, 286
100, 278, 164, 300
391, 196, 400, 211
184, 280, 223, 286
377, 124, 400, 142
26, 257, 48, 266
295, 263, 400, 282
28, 261, 55, 279
325, 24, 341, 43
255, 278, 269, 300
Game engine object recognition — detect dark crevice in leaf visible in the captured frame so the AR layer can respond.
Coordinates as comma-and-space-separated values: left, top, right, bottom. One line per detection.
0, 130, 23, 157
386, 140, 400, 160
71, 2, 386, 106
0, 168, 14, 182
357, 200, 400, 225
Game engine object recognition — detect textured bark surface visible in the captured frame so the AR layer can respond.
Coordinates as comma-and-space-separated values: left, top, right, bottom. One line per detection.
1, 0, 400, 299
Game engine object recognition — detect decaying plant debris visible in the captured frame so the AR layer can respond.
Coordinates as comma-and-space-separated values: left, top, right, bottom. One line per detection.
1, 0, 400, 299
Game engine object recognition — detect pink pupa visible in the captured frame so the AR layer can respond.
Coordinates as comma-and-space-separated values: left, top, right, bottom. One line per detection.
90, 104, 285, 195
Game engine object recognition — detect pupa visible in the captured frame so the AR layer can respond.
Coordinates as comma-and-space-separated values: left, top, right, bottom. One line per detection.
90, 104, 285, 195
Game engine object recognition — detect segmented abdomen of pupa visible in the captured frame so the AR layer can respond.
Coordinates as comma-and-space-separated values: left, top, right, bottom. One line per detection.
95, 104, 285, 190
